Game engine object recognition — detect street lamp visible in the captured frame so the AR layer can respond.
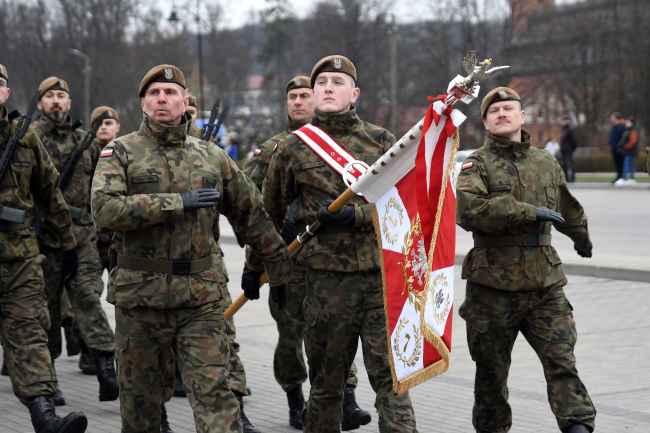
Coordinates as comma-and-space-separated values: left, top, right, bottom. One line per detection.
168, 0, 205, 117
69, 49, 91, 127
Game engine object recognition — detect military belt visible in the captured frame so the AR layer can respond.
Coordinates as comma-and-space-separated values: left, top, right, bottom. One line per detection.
116, 254, 213, 275
474, 234, 552, 248
0, 221, 31, 231
0, 204, 26, 223
68, 205, 82, 220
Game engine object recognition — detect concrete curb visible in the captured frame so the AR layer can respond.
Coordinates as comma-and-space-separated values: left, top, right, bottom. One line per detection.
219, 236, 650, 283
569, 182, 650, 190
453, 254, 650, 283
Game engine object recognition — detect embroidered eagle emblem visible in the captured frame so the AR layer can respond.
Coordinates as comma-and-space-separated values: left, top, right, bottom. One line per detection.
164, 68, 173, 80
333, 58, 342, 69
294, 78, 301, 86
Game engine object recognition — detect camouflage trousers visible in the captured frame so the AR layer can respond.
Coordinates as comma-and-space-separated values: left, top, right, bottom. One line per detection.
303, 269, 417, 433
41, 240, 115, 360
97, 240, 111, 275
222, 283, 248, 395
0, 255, 56, 404
459, 282, 596, 433
270, 263, 357, 393
115, 299, 241, 433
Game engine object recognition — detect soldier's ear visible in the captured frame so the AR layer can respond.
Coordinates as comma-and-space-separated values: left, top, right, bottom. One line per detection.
520, 109, 526, 125
116, 123, 121, 134
38, 100, 43, 111
67, 98, 72, 110
350, 87, 360, 104
482, 117, 488, 130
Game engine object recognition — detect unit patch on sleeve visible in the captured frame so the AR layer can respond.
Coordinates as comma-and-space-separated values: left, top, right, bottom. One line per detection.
100, 148, 114, 158
461, 162, 473, 170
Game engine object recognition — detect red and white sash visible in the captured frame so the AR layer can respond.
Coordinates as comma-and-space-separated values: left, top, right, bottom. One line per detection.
292, 124, 368, 187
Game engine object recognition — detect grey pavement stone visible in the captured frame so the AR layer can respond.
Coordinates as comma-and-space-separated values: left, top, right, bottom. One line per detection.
1, 241, 649, 432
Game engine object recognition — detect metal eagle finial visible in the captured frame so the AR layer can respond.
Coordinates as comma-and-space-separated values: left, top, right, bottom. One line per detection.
460, 51, 510, 90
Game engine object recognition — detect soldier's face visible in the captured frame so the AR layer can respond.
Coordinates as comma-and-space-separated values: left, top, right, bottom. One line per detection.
483, 101, 525, 141
141, 82, 189, 125
38, 90, 71, 123
287, 88, 314, 124
97, 118, 121, 144
0, 79, 10, 107
187, 106, 197, 125
313, 72, 360, 114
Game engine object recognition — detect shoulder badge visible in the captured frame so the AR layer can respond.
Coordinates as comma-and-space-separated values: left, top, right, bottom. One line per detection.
164, 68, 173, 80
273, 143, 278, 153
100, 148, 114, 158
461, 162, 473, 170
254, 148, 261, 156
333, 58, 342, 69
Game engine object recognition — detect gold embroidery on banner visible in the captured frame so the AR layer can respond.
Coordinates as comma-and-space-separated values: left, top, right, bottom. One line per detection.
381, 197, 404, 245
397, 214, 426, 312
393, 317, 422, 368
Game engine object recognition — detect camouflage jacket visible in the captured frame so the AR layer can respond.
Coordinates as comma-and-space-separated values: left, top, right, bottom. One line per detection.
0, 109, 76, 261
250, 108, 395, 273
96, 141, 113, 246
33, 115, 101, 248
456, 131, 591, 291
91, 114, 291, 309
242, 116, 304, 191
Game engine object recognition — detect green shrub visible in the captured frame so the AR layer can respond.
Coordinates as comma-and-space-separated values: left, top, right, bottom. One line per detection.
574, 152, 648, 172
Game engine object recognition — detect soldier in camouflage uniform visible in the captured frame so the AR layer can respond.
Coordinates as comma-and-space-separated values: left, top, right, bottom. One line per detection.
91, 64, 291, 433
32, 77, 119, 406
246, 56, 417, 433
0, 63, 88, 433
242, 75, 369, 430
456, 87, 596, 433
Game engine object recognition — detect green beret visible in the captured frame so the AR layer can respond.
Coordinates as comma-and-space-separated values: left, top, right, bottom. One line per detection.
91, 106, 119, 127
310, 55, 357, 88
286, 75, 311, 94
0, 64, 7, 83
481, 87, 521, 118
139, 64, 186, 97
39, 77, 69, 99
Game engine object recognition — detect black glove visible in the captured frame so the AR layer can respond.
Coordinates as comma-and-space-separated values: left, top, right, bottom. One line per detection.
535, 207, 565, 224
61, 248, 80, 283
241, 265, 263, 300
317, 200, 355, 227
270, 284, 288, 310
181, 189, 221, 212
574, 242, 593, 258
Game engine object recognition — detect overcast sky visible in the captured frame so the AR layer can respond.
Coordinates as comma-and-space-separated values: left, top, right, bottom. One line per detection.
159, 0, 578, 30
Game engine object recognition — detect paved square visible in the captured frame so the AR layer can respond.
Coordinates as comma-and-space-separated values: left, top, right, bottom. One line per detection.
1, 241, 649, 432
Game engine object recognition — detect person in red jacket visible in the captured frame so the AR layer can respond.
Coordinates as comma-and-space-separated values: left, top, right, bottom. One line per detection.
614, 116, 639, 185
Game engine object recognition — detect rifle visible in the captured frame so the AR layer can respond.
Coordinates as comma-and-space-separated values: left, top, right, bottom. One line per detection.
200, 98, 229, 141
0, 90, 40, 185
58, 111, 108, 192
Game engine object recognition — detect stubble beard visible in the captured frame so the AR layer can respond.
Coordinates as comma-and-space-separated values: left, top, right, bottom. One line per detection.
45, 110, 67, 124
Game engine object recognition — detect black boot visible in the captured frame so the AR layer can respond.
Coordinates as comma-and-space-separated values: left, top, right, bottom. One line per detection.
562, 425, 590, 433
341, 385, 371, 431
1, 358, 8, 376
160, 403, 173, 433
78, 349, 96, 375
53, 382, 66, 407
96, 354, 119, 401
286, 387, 304, 430
62, 320, 80, 357
173, 363, 186, 397
28, 395, 87, 433
235, 391, 261, 433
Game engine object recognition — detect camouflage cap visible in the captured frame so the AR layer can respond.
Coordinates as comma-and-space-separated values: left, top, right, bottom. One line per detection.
286, 75, 311, 94
0, 64, 7, 83
310, 55, 357, 88
91, 106, 119, 127
39, 77, 69, 99
138, 64, 186, 97
188, 93, 197, 107
481, 87, 521, 118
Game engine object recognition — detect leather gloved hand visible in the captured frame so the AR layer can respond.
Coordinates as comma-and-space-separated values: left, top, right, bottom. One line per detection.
61, 248, 80, 283
241, 265, 263, 300
535, 207, 565, 224
317, 200, 355, 227
180, 189, 221, 212
574, 242, 593, 258
270, 284, 288, 310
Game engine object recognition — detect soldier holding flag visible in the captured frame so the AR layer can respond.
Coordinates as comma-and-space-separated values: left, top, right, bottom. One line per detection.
246, 56, 418, 432
456, 87, 596, 433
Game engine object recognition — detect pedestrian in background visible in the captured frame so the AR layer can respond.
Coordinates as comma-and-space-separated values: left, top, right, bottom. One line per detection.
608, 112, 627, 183
560, 117, 577, 182
614, 116, 639, 186
544, 135, 560, 161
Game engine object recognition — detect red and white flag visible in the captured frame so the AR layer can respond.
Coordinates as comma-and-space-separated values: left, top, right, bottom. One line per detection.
356, 100, 465, 393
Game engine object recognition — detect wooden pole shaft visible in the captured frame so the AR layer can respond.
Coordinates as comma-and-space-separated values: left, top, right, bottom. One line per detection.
224, 187, 355, 321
